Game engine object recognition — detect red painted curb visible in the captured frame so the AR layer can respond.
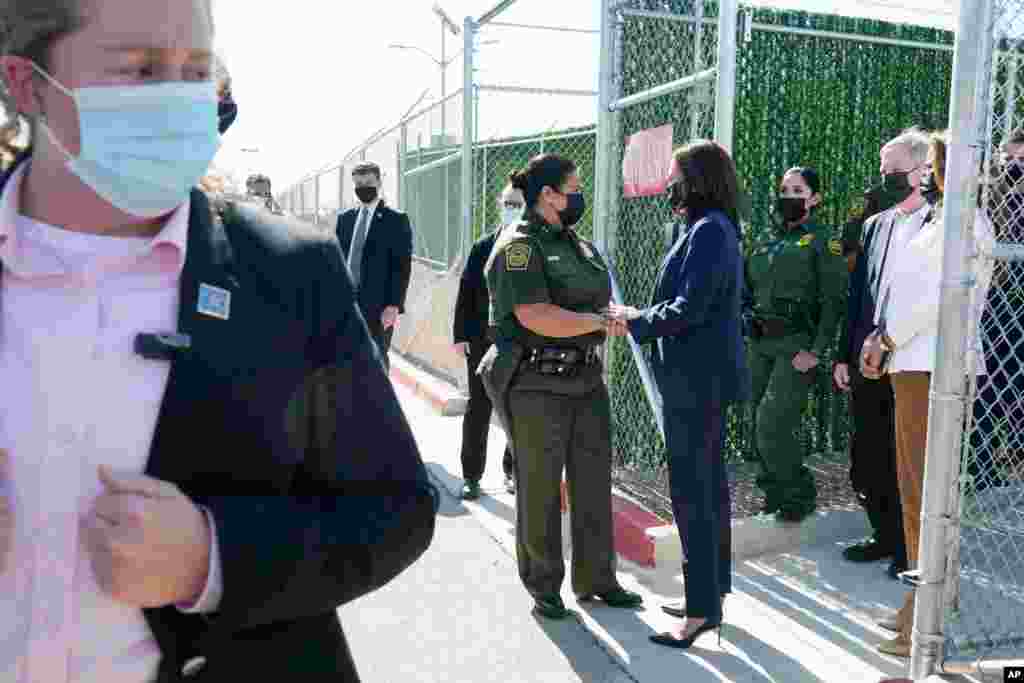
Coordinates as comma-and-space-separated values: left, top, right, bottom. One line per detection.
388, 355, 457, 414
561, 481, 667, 568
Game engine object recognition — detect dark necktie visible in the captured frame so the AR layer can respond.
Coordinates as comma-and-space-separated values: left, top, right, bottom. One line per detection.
349, 207, 370, 287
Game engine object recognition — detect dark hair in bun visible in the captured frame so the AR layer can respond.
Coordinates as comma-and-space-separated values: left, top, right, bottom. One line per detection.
510, 154, 577, 209
508, 170, 529, 193
783, 166, 822, 196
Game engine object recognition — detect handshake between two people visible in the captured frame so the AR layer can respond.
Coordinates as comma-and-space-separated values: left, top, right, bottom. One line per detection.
599, 303, 643, 338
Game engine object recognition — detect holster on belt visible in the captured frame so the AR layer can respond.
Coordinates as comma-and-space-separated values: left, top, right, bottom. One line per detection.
752, 317, 790, 340
523, 346, 595, 378
476, 339, 524, 454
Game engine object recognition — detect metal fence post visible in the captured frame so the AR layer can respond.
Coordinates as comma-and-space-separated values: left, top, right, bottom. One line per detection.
312, 174, 320, 226
714, 0, 738, 152
338, 164, 345, 216
691, 0, 705, 141
909, 0, 988, 676
594, 0, 617, 256
461, 16, 476, 266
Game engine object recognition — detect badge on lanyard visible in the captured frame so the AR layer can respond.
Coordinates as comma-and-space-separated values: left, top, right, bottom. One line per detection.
198, 283, 231, 320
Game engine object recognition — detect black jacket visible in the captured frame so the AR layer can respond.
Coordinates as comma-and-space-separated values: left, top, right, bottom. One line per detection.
0, 162, 437, 682
453, 226, 503, 344
335, 203, 413, 330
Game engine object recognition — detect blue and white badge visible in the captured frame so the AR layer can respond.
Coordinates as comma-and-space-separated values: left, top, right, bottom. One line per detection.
197, 283, 231, 320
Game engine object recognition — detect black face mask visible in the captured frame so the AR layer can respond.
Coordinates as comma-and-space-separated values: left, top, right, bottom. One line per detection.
920, 172, 942, 204
559, 192, 586, 227
218, 99, 238, 135
666, 179, 687, 213
863, 181, 902, 216
355, 186, 379, 204
775, 197, 807, 225
881, 171, 915, 204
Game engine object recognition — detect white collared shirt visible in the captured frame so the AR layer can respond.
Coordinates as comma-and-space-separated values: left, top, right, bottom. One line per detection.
883, 207, 995, 375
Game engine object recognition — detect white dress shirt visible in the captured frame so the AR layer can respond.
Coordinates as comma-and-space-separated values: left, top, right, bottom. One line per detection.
883, 207, 995, 375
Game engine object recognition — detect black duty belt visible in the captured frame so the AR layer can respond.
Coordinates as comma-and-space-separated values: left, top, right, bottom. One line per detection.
751, 317, 807, 340
523, 346, 599, 377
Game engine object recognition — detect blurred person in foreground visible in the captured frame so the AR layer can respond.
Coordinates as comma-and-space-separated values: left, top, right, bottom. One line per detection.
834, 180, 909, 580
336, 161, 413, 370
861, 129, 993, 657
479, 154, 642, 619
0, 0, 436, 681
607, 140, 750, 649
452, 184, 522, 499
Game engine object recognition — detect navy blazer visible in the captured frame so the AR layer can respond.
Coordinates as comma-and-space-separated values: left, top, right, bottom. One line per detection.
0, 162, 437, 682
628, 209, 751, 406
453, 226, 502, 344
336, 203, 413, 326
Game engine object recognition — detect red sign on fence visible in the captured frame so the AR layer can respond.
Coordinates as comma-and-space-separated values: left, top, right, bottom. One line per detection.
622, 124, 674, 198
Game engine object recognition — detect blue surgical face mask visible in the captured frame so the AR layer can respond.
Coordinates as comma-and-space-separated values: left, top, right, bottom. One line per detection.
33, 65, 222, 218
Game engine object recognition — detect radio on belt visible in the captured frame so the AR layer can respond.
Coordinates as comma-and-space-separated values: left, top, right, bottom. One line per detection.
134, 332, 192, 361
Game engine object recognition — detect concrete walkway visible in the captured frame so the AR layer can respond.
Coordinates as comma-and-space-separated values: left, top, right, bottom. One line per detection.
340, 380, 976, 683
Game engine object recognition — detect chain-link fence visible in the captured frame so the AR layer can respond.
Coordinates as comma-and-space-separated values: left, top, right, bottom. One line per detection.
937, 0, 1024, 668
276, 6, 600, 387
603, 0, 723, 474
474, 125, 596, 242
278, 91, 463, 269
602, 1, 956, 480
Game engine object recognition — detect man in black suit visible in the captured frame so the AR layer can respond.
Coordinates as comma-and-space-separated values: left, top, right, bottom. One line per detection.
336, 162, 414, 369
452, 186, 522, 499
835, 134, 934, 584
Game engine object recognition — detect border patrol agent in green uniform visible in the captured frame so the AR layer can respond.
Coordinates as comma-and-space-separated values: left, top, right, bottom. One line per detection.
745, 167, 848, 522
477, 154, 642, 619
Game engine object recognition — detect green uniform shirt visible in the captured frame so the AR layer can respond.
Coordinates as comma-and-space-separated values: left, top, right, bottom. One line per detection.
485, 216, 611, 350
745, 223, 849, 356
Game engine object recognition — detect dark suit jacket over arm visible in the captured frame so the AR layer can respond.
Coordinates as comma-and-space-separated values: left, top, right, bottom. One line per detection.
137, 196, 436, 683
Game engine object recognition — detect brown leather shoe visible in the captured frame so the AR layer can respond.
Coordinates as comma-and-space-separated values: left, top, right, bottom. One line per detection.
877, 615, 901, 632
877, 635, 910, 657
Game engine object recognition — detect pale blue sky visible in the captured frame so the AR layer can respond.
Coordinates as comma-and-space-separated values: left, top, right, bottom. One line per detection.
212, 0, 603, 190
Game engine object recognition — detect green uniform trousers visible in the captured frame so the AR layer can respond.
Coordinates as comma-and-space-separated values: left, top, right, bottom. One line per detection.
508, 380, 618, 599
750, 339, 818, 515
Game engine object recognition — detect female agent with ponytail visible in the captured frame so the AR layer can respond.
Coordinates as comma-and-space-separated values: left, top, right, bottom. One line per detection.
745, 166, 849, 522
479, 153, 642, 619
0, 1, 435, 680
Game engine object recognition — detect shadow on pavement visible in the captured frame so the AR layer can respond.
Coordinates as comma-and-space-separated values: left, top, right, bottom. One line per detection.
426, 461, 517, 522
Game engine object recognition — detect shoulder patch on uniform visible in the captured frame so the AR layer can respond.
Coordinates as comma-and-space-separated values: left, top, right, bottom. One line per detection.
505, 242, 532, 271
798, 233, 815, 247
828, 238, 843, 256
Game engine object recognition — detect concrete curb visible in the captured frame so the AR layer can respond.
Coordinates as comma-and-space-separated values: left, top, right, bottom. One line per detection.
388, 352, 467, 416
390, 358, 870, 568
645, 507, 871, 568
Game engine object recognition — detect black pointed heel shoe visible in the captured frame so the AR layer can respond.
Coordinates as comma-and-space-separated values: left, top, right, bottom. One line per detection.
649, 620, 722, 649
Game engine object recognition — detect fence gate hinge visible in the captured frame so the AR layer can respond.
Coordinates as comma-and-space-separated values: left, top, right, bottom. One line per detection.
740, 8, 754, 44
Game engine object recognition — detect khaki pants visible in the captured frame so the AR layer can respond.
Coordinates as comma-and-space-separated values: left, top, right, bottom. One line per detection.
890, 371, 931, 639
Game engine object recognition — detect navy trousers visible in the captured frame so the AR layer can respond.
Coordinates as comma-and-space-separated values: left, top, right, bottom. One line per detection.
663, 396, 732, 621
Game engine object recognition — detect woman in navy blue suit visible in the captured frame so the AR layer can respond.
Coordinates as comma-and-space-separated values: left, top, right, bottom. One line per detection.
607, 141, 750, 648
